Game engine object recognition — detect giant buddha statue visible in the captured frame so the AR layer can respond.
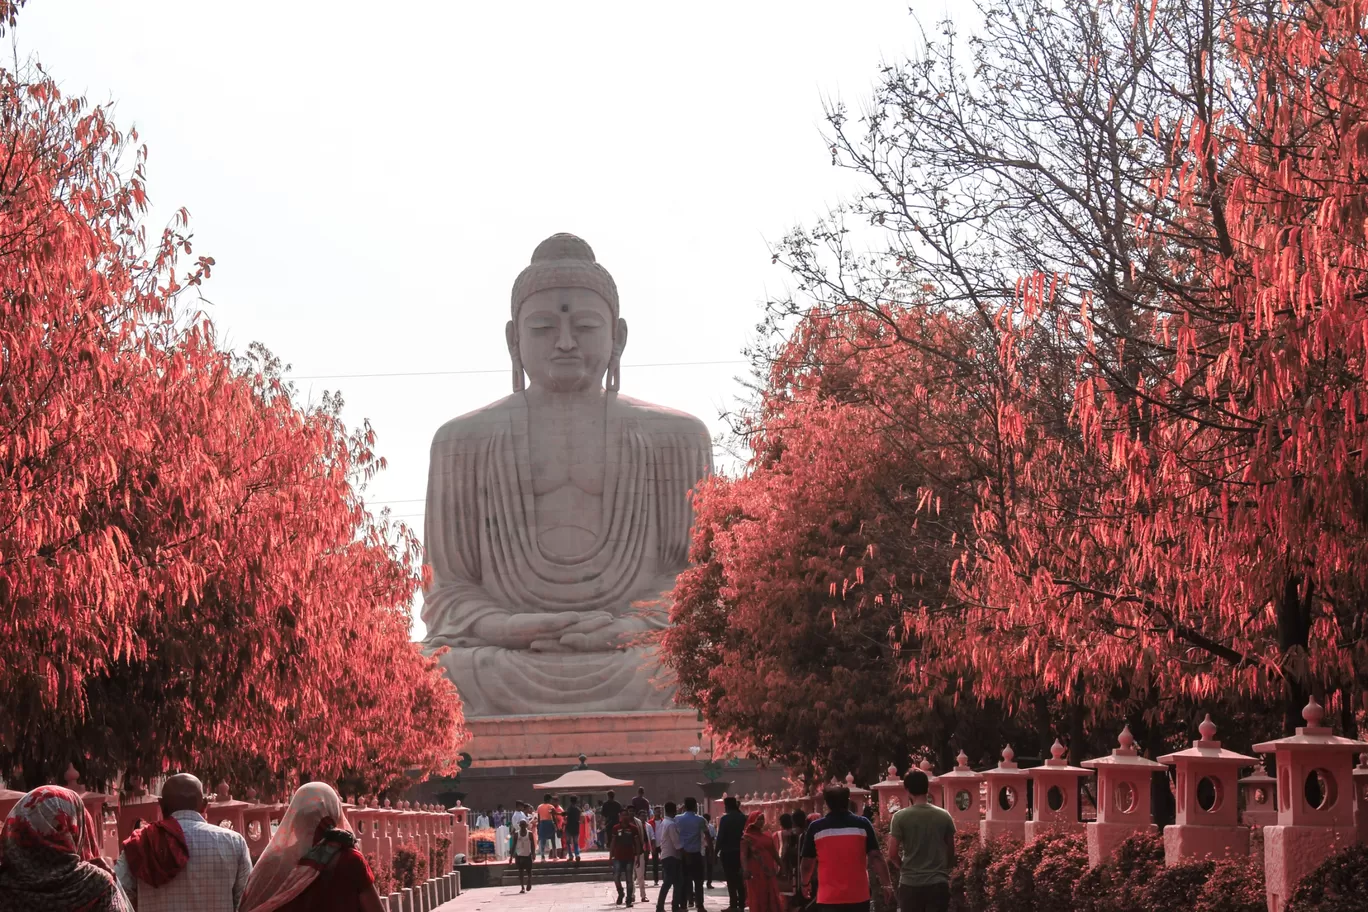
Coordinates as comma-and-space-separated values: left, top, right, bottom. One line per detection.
421, 233, 713, 717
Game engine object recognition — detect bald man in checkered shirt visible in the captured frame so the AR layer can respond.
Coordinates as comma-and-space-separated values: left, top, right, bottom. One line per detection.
115, 773, 253, 911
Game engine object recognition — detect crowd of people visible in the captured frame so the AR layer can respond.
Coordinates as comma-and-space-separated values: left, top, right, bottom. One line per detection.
496, 773, 958, 912
0, 771, 958, 912
0, 775, 386, 912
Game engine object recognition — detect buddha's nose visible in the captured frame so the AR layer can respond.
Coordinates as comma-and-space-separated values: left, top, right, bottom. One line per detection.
556, 322, 576, 351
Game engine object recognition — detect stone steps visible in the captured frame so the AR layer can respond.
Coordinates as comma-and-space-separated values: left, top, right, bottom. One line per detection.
485, 859, 617, 886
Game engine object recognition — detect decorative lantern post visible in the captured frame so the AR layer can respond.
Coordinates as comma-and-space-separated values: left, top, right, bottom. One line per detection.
1081, 725, 1166, 867
980, 746, 1030, 843
1238, 761, 1278, 829
63, 764, 115, 857
873, 765, 909, 819
1253, 698, 1368, 912
1157, 714, 1256, 864
914, 759, 941, 808
1025, 740, 1091, 841
936, 751, 985, 834
116, 776, 162, 843
240, 788, 276, 861
350, 800, 381, 865
1354, 754, 1368, 844
206, 782, 248, 836
844, 773, 871, 814
448, 802, 470, 862
0, 788, 23, 824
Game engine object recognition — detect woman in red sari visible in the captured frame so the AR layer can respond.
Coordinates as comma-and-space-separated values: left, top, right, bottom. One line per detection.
239, 782, 383, 912
739, 811, 783, 912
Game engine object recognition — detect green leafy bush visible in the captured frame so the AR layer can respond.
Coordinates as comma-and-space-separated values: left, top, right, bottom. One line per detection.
1194, 856, 1265, 912
983, 832, 1087, 912
1287, 844, 1368, 912
1139, 860, 1214, 910
391, 840, 429, 889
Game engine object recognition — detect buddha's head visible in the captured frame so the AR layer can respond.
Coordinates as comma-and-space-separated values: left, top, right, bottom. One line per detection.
508, 233, 628, 393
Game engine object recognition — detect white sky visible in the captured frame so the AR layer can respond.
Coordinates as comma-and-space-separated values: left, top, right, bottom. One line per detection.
17, 0, 965, 640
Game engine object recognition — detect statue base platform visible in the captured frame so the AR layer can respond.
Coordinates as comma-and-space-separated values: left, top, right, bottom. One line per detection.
462, 709, 701, 769
411, 710, 788, 811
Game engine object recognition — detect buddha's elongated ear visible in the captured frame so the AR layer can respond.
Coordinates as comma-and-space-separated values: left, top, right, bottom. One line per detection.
607, 317, 628, 392
506, 320, 525, 392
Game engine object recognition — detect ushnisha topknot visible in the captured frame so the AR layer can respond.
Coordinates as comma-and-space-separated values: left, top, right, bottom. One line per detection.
510, 232, 620, 320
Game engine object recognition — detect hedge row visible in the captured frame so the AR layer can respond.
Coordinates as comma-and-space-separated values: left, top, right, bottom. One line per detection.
947, 831, 1262, 912
940, 831, 1368, 912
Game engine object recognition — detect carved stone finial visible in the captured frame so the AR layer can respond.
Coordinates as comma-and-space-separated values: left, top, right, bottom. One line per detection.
1198, 713, 1218, 742
845, 773, 856, 786
215, 781, 231, 802
1002, 744, 1015, 764
64, 763, 80, 789
919, 759, 934, 775
1050, 740, 1067, 761
1303, 696, 1325, 728
1358, 753, 1368, 770
1118, 725, 1135, 751
956, 750, 971, 770
888, 763, 898, 780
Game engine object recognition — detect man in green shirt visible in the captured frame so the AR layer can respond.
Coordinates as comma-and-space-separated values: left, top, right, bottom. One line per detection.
885, 770, 956, 912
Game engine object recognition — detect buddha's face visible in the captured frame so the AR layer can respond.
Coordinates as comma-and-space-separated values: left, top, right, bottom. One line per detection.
513, 286, 619, 392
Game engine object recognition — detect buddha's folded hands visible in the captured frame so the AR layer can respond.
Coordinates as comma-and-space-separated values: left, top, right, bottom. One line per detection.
471, 612, 608, 649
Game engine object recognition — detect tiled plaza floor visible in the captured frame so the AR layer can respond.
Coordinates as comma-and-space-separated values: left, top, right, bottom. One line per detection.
434, 878, 734, 912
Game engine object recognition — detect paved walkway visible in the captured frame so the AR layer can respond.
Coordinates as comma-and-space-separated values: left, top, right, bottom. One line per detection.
434, 879, 734, 912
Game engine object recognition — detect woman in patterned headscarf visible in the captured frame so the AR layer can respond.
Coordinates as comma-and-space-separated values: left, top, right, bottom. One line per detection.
0, 785, 132, 912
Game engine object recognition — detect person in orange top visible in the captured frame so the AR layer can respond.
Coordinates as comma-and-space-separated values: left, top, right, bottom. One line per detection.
536, 795, 558, 862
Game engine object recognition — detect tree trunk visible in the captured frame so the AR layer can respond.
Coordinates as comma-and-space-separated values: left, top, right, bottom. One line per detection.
1277, 575, 1313, 734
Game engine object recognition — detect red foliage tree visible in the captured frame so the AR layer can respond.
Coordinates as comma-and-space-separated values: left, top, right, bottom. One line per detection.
668, 0, 1368, 776
965, 0, 1368, 733
0, 18, 463, 790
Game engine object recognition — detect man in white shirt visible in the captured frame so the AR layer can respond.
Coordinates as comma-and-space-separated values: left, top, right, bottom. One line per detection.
510, 802, 531, 857
115, 773, 252, 912
655, 802, 681, 912
632, 807, 652, 903
513, 819, 536, 893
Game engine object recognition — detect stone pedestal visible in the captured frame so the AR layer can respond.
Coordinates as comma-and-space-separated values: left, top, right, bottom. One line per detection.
1262, 824, 1357, 912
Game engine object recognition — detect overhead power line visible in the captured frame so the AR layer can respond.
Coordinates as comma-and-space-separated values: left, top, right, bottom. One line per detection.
292, 359, 747, 381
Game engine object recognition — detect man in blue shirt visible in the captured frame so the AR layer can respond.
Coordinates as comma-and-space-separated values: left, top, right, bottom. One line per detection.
673, 797, 707, 912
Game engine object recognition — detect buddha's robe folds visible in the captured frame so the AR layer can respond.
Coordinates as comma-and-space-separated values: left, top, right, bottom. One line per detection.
421, 392, 712, 717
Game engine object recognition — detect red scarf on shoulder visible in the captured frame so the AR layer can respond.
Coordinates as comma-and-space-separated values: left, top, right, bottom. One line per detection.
120, 817, 189, 887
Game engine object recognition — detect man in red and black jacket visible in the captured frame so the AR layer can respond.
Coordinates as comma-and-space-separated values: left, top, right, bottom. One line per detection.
799, 784, 893, 912
610, 808, 645, 907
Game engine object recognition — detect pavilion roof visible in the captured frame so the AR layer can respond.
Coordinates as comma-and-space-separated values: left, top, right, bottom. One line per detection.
532, 769, 635, 791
